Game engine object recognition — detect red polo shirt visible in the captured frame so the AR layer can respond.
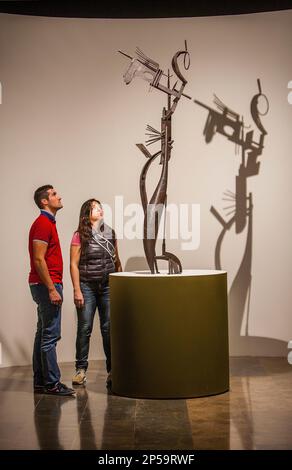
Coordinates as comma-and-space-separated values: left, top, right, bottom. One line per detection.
28, 211, 63, 284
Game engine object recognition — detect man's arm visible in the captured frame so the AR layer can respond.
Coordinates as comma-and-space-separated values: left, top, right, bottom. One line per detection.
33, 241, 62, 305
114, 240, 123, 272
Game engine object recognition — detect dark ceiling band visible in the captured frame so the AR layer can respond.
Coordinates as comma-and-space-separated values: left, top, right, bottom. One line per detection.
0, 0, 292, 18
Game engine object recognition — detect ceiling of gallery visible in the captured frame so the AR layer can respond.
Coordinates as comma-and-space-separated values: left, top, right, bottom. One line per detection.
0, 0, 291, 18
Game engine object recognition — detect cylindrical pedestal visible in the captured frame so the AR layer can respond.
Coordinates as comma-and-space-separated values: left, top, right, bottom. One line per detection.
109, 269, 229, 399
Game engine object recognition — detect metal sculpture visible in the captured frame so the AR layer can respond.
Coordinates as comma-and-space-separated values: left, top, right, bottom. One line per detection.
119, 42, 191, 274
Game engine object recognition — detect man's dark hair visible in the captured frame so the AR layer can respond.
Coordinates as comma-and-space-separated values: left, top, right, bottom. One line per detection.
34, 185, 53, 209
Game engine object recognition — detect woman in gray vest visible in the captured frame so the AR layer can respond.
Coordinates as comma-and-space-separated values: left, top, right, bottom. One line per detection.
70, 199, 122, 387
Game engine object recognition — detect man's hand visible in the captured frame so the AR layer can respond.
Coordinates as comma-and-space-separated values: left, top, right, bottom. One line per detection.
49, 287, 63, 305
74, 290, 84, 309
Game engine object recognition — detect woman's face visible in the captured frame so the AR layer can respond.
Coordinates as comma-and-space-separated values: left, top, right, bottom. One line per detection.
90, 201, 103, 223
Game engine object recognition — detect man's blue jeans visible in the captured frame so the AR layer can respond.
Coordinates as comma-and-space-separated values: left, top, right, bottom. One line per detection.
75, 281, 111, 373
30, 283, 62, 387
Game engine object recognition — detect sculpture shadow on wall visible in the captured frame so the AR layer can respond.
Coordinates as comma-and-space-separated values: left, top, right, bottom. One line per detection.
195, 80, 286, 354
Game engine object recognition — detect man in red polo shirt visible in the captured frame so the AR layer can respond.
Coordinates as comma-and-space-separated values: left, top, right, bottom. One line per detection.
29, 185, 75, 396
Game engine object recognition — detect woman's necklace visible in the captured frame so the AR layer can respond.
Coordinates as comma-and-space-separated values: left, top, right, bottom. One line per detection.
92, 227, 116, 260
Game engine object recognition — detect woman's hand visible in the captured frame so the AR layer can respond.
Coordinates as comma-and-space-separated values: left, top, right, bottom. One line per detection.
74, 290, 84, 309
114, 239, 123, 272
70, 244, 83, 308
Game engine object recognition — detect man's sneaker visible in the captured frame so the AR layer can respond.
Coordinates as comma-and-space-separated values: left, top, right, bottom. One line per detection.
106, 372, 112, 388
72, 369, 87, 385
44, 382, 76, 396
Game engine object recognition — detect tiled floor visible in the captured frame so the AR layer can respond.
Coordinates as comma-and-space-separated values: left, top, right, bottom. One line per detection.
0, 357, 291, 450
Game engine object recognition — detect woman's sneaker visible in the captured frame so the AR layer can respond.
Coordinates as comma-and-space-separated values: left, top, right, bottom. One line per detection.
44, 382, 76, 396
72, 369, 87, 385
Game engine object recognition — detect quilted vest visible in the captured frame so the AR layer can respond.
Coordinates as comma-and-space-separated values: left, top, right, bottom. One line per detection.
78, 223, 116, 283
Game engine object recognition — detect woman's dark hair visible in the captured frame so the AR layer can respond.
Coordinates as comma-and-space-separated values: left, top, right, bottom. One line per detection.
77, 199, 102, 250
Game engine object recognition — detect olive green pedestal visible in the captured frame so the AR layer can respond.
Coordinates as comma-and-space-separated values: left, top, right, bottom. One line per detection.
109, 270, 229, 399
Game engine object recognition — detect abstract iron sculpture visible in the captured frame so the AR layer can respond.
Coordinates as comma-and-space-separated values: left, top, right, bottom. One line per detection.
119, 42, 191, 274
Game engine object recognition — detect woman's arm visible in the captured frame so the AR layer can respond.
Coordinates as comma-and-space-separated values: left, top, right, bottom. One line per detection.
70, 244, 84, 307
114, 240, 123, 272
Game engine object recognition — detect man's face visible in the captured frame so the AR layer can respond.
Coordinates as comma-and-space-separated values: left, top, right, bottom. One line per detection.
42, 188, 63, 212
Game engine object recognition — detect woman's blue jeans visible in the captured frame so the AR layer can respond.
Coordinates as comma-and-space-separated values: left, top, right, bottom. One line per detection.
75, 281, 111, 373
30, 283, 63, 387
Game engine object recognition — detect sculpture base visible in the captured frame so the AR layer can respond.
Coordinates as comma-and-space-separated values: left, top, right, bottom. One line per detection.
109, 269, 229, 399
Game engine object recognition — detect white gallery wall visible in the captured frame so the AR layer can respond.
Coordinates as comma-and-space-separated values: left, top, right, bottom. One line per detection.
0, 10, 292, 367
